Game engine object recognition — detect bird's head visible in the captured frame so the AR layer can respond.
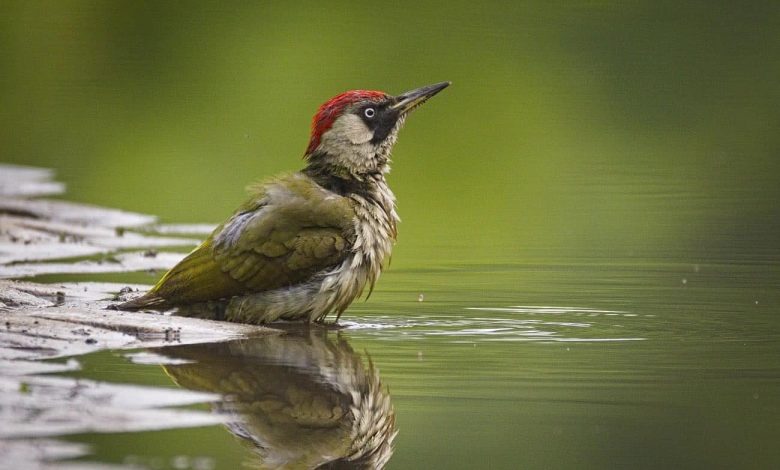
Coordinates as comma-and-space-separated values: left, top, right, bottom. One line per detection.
304, 81, 450, 180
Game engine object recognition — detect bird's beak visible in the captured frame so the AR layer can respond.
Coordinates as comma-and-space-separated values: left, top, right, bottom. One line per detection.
390, 81, 451, 114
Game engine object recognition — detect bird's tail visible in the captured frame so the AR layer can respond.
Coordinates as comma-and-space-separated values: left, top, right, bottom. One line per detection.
113, 291, 169, 311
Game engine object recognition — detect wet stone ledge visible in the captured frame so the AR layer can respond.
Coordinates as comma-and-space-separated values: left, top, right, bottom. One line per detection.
0, 163, 278, 360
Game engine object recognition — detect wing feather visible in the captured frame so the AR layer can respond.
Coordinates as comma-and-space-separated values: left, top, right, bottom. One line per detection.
145, 174, 355, 307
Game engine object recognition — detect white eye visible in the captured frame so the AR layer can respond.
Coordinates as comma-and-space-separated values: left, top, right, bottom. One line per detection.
364, 107, 376, 118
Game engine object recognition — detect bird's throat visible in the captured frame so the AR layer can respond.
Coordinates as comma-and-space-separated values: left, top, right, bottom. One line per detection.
303, 159, 384, 197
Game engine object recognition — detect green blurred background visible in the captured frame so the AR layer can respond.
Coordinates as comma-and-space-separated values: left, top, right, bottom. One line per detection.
3, 1, 780, 469
3, 0, 778, 266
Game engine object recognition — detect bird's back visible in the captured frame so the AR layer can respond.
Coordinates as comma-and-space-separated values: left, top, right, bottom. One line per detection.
118, 173, 356, 312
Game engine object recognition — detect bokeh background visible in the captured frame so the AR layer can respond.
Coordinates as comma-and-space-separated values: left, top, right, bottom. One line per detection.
2, 1, 780, 469
3, 1, 778, 267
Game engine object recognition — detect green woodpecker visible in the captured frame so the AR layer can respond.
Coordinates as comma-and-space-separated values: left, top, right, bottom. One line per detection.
118, 81, 450, 323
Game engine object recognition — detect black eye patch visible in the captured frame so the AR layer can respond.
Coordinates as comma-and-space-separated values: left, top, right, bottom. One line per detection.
358, 104, 398, 144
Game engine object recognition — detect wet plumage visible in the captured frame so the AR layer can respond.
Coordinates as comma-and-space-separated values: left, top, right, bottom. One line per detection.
117, 82, 450, 323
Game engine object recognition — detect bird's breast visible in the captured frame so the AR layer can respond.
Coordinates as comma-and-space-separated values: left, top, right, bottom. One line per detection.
349, 181, 398, 271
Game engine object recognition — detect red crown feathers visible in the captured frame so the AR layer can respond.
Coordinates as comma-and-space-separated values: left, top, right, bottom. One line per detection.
306, 90, 388, 155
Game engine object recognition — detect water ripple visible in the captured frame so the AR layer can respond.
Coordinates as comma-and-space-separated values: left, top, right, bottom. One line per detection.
344, 305, 648, 343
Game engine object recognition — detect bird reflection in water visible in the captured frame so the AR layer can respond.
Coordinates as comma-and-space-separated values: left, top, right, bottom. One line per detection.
155, 329, 396, 469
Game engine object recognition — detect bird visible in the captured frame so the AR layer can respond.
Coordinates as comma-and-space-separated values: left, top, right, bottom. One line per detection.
117, 81, 450, 324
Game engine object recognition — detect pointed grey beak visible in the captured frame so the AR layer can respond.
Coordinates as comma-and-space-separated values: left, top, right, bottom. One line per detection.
390, 81, 451, 114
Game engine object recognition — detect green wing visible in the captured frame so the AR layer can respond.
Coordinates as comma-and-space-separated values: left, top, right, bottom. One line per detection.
150, 175, 356, 306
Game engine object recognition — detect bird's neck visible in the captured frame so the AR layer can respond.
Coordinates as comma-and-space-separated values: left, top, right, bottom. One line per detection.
303, 160, 398, 238
303, 159, 386, 197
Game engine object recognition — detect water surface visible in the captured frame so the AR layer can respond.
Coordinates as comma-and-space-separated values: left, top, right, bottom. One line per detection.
2, 1, 779, 468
